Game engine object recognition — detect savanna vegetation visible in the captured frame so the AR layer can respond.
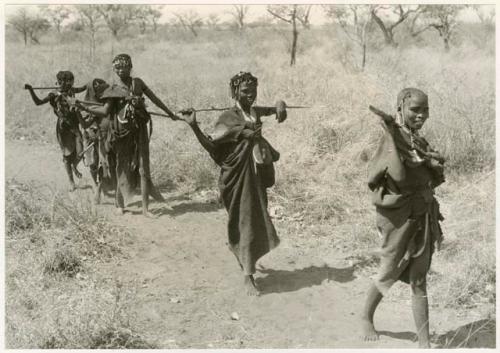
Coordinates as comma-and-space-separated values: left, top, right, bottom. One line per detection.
5, 4, 495, 348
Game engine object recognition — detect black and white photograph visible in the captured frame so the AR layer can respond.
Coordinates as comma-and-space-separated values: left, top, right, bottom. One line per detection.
3, 2, 496, 349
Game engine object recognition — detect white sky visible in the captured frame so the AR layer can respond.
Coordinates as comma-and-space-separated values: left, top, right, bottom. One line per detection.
4, 3, 495, 25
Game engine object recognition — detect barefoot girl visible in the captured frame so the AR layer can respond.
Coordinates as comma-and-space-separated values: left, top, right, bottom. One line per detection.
25, 71, 86, 191
78, 54, 180, 217
362, 88, 445, 348
182, 72, 287, 295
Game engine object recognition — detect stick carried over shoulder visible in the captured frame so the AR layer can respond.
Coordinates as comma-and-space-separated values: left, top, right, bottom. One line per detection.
25, 86, 60, 90
171, 103, 314, 116
369, 105, 396, 124
368, 105, 444, 163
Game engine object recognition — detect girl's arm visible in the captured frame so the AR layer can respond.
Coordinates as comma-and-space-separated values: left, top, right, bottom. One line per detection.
140, 79, 179, 120
183, 111, 216, 153
254, 106, 276, 117
77, 112, 96, 129
25, 84, 51, 105
254, 100, 287, 122
190, 122, 217, 154
72, 84, 88, 94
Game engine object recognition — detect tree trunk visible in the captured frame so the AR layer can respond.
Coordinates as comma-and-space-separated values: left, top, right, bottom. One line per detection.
290, 17, 298, 66
140, 21, 146, 34
90, 30, 96, 62
23, 31, 27, 46
387, 31, 397, 47
372, 11, 397, 47
444, 37, 450, 52
29, 30, 40, 45
189, 26, 198, 37
361, 42, 366, 70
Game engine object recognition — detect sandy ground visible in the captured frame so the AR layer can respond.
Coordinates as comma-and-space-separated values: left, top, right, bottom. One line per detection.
5, 139, 495, 349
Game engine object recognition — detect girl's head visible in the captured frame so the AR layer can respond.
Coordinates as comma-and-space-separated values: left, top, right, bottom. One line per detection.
112, 53, 133, 80
397, 88, 429, 131
230, 72, 258, 108
92, 78, 109, 99
56, 71, 74, 91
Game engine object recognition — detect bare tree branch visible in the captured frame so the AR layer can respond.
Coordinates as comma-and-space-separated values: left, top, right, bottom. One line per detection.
173, 10, 203, 37
230, 5, 249, 30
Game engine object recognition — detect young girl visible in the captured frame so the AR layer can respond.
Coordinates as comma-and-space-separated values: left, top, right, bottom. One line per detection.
77, 78, 114, 204
25, 71, 86, 191
362, 88, 445, 348
78, 54, 180, 217
182, 72, 287, 296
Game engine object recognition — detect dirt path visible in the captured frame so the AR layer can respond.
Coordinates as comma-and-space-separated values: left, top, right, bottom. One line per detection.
5, 140, 495, 349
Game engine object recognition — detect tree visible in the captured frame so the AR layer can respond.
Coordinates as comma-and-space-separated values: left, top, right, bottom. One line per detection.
39, 5, 70, 33
173, 10, 203, 37
28, 17, 51, 44
206, 13, 220, 30
370, 5, 420, 46
133, 5, 163, 34
75, 5, 101, 60
230, 5, 249, 31
267, 5, 308, 66
148, 5, 163, 34
135, 5, 150, 34
411, 5, 465, 52
97, 4, 136, 39
8, 7, 50, 46
324, 5, 373, 70
296, 5, 313, 29
471, 5, 495, 31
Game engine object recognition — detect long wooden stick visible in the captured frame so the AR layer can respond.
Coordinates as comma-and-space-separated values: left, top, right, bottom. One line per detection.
149, 111, 173, 118
78, 141, 95, 158
178, 105, 315, 114
368, 105, 440, 161
368, 105, 395, 124
28, 87, 60, 90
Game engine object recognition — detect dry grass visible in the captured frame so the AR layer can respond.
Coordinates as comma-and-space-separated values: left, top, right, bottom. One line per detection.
5, 21, 495, 347
5, 180, 154, 348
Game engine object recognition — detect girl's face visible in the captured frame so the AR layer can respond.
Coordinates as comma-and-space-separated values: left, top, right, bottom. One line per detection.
402, 94, 429, 131
113, 64, 131, 80
57, 77, 74, 92
237, 82, 257, 108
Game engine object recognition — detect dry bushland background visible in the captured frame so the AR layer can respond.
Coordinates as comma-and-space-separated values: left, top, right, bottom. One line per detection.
5, 5, 495, 348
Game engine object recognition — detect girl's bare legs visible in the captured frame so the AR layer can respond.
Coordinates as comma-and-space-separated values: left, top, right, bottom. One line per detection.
361, 284, 383, 341
411, 280, 430, 348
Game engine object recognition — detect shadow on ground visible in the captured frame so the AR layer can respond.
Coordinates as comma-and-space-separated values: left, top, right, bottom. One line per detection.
255, 264, 356, 295
153, 201, 221, 217
378, 330, 416, 342
433, 319, 496, 348
376, 319, 496, 348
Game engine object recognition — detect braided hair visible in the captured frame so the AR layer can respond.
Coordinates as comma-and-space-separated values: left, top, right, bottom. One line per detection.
56, 71, 74, 82
396, 88, 428, 126
396, 87, 427, 112
229, 72, 258, 99
112, 53, 133, 69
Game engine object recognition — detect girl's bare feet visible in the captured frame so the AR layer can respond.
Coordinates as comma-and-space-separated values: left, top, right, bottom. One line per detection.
244, 275, 260, 296
143, 210, 158, 219
360, 318, 379, 341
